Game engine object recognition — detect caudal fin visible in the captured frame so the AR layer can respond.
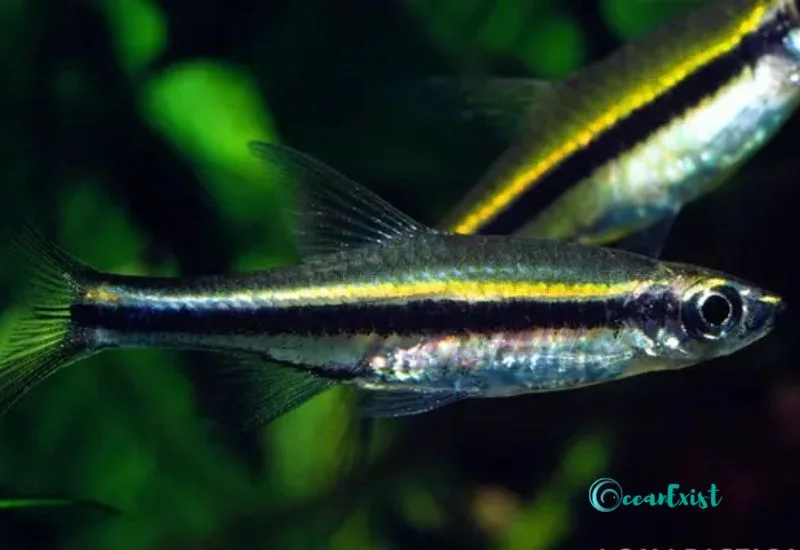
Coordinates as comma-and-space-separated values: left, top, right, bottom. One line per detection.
0, 224, 96, 416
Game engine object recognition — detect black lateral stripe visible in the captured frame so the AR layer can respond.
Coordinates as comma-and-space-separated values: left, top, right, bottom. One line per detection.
71, 297, 629, 337
479, 19, 781, 235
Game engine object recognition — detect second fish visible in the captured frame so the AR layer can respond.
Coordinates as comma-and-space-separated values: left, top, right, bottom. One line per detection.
439, 0, 800, 256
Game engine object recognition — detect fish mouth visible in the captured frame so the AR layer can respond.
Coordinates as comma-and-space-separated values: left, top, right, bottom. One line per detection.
746, 293, 785, 333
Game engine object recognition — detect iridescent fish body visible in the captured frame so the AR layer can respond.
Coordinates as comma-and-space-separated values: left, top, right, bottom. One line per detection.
438, 0, 800, 255
0, 143, 784, 421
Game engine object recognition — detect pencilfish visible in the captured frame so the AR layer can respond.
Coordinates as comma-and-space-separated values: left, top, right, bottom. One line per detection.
438, 0, 800, 256
0, 143, 784, 421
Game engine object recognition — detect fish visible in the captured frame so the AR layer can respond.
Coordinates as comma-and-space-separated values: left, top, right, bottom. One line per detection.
434, 0, 800, 257
0, 142, 784, 424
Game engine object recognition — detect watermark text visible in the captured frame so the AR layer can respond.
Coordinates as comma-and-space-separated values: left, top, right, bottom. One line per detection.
589, 478, 722, 512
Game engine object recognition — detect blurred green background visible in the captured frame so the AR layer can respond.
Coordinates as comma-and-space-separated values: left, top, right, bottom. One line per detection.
1, 0, 799, 548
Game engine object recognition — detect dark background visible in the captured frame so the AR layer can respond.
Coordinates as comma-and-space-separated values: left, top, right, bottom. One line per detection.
0, 0, 798, 548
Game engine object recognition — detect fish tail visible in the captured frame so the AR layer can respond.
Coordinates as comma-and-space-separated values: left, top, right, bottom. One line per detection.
0, 224, 98, 415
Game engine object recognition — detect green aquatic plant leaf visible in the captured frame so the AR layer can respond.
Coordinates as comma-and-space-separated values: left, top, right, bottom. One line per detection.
405, 0, 585, 78
140, 60, 291, 268
141, 60, 278, 197
99, 0, 168, 77
0, 496, 119, 514
518, 13, 586, 78
600, 0, 703, 39
495, 430, 611, 550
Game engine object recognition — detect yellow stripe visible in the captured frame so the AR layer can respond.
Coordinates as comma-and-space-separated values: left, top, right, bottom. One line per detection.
84, 285, 120, 304
758, 294, 782, 305
259, 279, 643, 304
451, 3, 769, 234
86, 279, 647, 307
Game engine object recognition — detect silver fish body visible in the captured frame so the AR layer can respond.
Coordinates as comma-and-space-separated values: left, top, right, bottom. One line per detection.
74, 233, 780, 400
0, 143, 784, 420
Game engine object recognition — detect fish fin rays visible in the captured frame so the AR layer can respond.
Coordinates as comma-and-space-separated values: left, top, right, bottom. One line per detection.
358, 389, 470, 418
400, 76, 557, 137
611, 212, 678, 259
193, 352, 335, 433
188, 351, 376, 536
185, 353, 333, 474
0, 223, 96, 417
187, 352, 375, 538
248, 141, 435, 258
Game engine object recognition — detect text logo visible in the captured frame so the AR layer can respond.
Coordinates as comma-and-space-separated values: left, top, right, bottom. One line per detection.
588, 478, 721, 512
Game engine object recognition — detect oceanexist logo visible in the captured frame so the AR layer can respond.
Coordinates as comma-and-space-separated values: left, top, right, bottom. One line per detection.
588, 478, 722, 512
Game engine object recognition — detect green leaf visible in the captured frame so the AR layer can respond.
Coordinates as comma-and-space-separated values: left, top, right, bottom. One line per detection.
141, 60, 277, 177
520, 13, 586, 78
600, 0, 704, 39
495, 430, 611, 550
141, 60, 282, 223
99, 0, 168, 76
0, 497, 115, 513
406, 0, 571, 71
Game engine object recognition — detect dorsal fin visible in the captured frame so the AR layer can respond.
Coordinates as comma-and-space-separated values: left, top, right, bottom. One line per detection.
411, 76, 557, 137
248, 142, 434, 258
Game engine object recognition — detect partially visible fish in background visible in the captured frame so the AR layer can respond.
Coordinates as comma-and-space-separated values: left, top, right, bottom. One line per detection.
0, 142, 784, 424
434, 0, 800, 257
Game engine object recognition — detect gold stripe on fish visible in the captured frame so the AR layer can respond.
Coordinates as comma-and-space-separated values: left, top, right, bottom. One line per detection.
83, 284, 121, 304
112, 279, 651, 307
249, 279, 646, 304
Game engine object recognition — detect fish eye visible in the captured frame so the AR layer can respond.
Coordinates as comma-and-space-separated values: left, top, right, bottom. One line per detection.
683, 285, 743, 340
701, 294, 731, 326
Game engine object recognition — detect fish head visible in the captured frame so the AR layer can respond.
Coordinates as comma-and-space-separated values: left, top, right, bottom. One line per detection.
633, 264, 784, 367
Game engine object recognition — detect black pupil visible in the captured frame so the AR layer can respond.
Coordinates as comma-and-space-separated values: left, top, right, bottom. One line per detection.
701, 294, 731, 326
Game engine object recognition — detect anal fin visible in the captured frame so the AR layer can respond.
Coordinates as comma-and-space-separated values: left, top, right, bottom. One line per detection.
192, 352, 335, 433
358, 389, 470, 418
